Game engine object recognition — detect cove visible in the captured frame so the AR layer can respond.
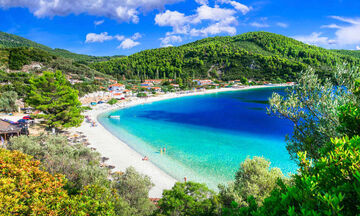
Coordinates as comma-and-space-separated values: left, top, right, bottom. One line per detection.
98, 87, 297, 190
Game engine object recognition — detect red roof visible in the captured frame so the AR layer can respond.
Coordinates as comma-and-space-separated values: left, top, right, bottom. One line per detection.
109, 83, 125, 87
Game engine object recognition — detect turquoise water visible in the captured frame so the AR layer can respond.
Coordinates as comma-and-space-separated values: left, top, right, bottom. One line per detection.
98, 87, 297, 189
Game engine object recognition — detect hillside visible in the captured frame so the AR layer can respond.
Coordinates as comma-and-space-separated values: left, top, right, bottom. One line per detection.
91, 32, 360, 82
332, 49, 360, 59
0, 31, 120, 63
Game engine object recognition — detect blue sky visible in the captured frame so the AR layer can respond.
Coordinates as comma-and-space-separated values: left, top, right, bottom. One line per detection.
0, 0, 359, 56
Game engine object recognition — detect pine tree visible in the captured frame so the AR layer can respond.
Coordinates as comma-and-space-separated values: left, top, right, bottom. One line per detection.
27, 70, 84, 129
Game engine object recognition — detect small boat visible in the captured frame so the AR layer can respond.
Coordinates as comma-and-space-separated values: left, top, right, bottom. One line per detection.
109, 115, 121, 119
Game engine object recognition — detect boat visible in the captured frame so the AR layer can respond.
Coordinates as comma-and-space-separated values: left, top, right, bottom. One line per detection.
109, 115, 121, 119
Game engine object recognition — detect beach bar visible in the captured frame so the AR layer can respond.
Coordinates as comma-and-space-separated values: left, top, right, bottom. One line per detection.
0, 119, 23, 141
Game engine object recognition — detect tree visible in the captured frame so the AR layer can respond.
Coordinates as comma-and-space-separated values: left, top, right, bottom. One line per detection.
27, 70, 84, 128
8, 134, 109, 195
219, 157, 284, 208
63, 184, 132, 216
0, 148, 69, 215
112, 167, 156, 216
268, 66, 360, 160
232, 136, 360, 216
0, 91, 18, 112
156, 182, 221, 216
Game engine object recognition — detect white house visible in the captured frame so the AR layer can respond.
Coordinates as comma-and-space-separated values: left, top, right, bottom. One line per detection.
109, 83, 125, 91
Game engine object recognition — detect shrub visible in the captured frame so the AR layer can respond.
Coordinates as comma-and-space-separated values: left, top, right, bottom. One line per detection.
112, 167, 156, 216
156, 182, 221, 216
0, 148, 69, 215
8, 134, 109, 195
219, 157, 285, 208
108, 98, 118, 105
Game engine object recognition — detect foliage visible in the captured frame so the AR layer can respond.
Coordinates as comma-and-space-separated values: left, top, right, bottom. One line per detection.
0, 91, 18, 112
337, 79, 360, 138
232, 136, 360, 216
63, 184, 131, 216
8, 134, 109, 195
268, 65, 360, 160
333, 49, 360, 59
0, 31, 119, 63
0, 148, 69, 215
156, 182, 220, 216
112, 167, 156, 216
137, 92, 147, 97
7, 47, 53, 70
219, 157, 285, 208
27, 70, 84, 128
108, 98, 118, 105
90, 32, 359, 82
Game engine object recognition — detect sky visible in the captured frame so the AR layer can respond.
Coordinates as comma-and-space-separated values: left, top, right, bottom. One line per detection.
0, 0, 359, 56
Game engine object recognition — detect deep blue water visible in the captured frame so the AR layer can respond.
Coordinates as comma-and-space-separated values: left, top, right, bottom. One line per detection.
99, 87, 297, 189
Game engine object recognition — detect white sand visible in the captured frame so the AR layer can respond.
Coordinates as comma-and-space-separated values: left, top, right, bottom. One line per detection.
71, 85, 288, 198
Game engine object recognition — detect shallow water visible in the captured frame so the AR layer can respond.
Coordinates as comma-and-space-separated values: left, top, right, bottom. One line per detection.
99, 87, 297, 189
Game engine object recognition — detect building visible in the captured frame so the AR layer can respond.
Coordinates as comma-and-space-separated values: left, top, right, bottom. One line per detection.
140, 82, 153, 87
123, 89, 133, 97
193, 79, 213, 86
109, 83, 125, 91
145, 79, 163, 85
0, 120, 23, 142
112, 92, 125, 100
151, 87, 162, 92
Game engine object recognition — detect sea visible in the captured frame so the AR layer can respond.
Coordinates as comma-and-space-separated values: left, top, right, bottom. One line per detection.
98, 87, 297, 190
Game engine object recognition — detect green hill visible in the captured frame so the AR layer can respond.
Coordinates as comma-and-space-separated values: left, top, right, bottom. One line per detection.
332, 49, 360, 59
91, 32, 360, 82
0, 31, 120, 63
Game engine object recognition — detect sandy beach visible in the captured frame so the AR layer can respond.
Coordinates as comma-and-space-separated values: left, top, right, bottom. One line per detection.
70, 84, 288, 198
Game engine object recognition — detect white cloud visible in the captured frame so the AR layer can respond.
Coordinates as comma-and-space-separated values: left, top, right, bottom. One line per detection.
114, 35, 125, 41
321, 16, 360, 46
250, 22, 269, 28
155, 3, 246, 38
94, 20, 104, 26
321, 24, 341, 29
131, 32, 142, 40
160, 35, 182, 47
85, 32, 113, 43
276, 22, 288, 28
194, 5, 236, 23
356, 45, 360, 50
329, 16, 360, 25
155, 10, 191, 27
219, 0, 251, 15
118, 38, 140, 49
190, 22, 236, 36
0, 0, 182, 23
195, 0, 208, 5
293, 32, 334, 46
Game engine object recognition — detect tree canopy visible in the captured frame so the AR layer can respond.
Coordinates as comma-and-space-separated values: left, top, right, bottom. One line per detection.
27, 70, 84, 128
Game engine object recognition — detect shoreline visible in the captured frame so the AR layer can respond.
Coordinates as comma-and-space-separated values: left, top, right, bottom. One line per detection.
73, 84, 289, 198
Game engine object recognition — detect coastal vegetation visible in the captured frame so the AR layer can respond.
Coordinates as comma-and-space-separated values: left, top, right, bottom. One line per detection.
0, 30, 360, 215
5, 135, 157, 215
0, 31, 120, 63
268, 65, 360, 160
0, 91, 18, 112
90, 32, 360, 82
27, 71, 84, 129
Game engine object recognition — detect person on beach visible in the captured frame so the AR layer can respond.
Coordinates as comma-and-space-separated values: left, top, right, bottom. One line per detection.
142, 156, 148, 161
163, 147, 166, 153
184, 177, 187, 183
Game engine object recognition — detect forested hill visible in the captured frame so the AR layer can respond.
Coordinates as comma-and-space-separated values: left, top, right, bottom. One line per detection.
0, 31, 119, 63
332, 49, 360, 59
91, 32, 360, 82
